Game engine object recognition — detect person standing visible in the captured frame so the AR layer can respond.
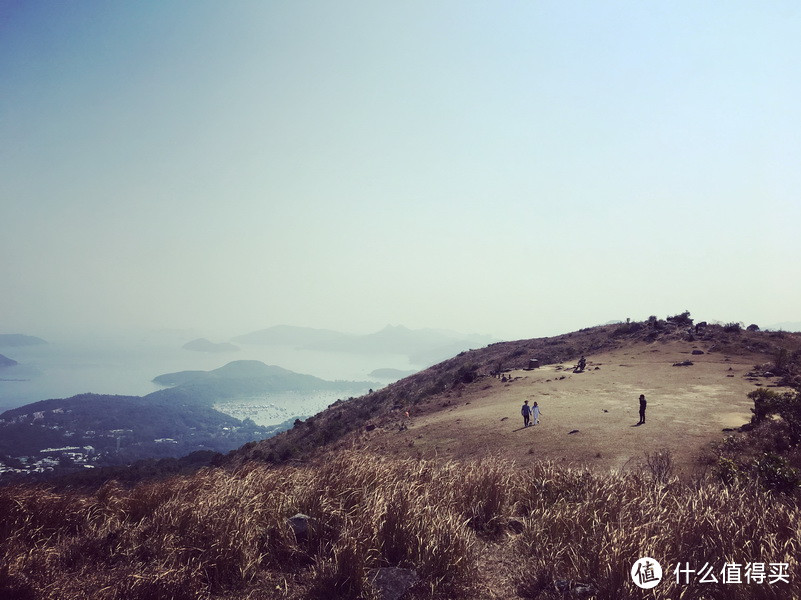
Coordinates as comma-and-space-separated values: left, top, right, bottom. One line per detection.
532, 401, 542, 425
521, 400, 532, 427
638, 394, 647, 424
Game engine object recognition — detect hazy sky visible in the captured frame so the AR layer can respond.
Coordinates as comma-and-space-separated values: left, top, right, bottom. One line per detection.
2, 1, 800, 341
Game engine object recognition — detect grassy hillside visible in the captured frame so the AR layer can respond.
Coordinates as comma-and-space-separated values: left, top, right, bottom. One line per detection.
3, 316, 801, 599
1, 451, 798, 599
224, 319, 801, 469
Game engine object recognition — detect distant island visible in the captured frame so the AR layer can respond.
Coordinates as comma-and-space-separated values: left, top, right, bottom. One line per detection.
0, 359, 373, 479
0, 354, 18, 368
152, 359, 375, 399
0, 334, 48, 347
182, 338, 240, 353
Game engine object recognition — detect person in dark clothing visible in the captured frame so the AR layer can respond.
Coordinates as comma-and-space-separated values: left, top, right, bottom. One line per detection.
521, 400, 532, 427
638, 394, 647, 424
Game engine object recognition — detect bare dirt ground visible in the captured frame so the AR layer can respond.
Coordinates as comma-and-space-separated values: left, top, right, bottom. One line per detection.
361, 340, 781, 474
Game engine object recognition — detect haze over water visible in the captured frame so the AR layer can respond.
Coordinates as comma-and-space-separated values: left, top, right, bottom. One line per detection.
0, 332, 417, 413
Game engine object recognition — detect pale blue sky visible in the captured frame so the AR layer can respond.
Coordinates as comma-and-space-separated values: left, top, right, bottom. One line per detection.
2, 1, 800, 340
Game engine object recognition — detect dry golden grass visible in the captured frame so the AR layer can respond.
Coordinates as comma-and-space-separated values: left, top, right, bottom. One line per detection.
1, 452, 799, 599
513, 463, 800, 599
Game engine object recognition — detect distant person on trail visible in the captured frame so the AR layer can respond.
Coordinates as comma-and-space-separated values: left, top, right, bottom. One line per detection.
638, 394, 647, 424
521, 400, 532, 427
532, 401, 541, 425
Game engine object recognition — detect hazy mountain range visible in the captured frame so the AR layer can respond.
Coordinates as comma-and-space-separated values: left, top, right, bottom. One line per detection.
232, 324, 495, 365
182, 338, 241, 353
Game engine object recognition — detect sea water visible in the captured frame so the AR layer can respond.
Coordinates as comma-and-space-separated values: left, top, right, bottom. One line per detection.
0, 332, 418, 418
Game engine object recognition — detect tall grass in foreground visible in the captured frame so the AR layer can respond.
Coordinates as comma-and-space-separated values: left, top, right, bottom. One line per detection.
513, 465, 799, 599
1, 453, 799, 599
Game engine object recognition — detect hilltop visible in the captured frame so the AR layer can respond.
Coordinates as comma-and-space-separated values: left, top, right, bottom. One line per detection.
225, 317, 801, 472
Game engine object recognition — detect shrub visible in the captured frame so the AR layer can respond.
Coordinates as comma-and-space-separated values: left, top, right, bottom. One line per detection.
454, 364, 478, 385
612, 322, 642, 337
778, 390, 801, 445
642, 448, 674, 484
748, 388, 783, 424
667, 310, 693, 326
723, 322, 742, 333
749, 388, 801, 445
773, 347, 801, 376
714, 457, 743, 486
754, 453, 801, 494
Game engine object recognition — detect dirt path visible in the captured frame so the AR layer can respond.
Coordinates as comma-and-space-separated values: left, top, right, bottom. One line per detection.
364, 341, 777, 473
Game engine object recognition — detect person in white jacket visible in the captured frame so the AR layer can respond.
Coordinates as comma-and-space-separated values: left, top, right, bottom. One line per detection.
532, 401, 542, 425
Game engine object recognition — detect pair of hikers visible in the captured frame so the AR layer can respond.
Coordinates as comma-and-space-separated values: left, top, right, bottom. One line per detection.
521, 400, 541, 427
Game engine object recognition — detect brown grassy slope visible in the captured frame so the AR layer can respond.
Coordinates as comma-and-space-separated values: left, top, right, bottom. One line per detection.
3, 452, 800, 600
355, 341, 778, 473
223, 322, 801, 472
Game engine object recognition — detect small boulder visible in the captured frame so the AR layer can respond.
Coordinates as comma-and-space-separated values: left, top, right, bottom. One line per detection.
554, 579, 597, 597
368, 567, 419, 600
507, 519, 525, 534
287, 513, 312, 540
